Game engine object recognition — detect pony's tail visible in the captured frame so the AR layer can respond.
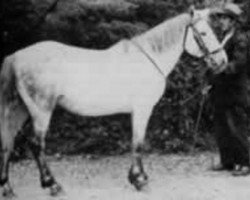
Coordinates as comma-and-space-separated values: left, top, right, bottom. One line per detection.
0, 56, 16, 111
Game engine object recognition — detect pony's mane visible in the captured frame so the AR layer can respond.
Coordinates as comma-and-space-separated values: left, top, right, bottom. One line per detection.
134, 13, 191, 53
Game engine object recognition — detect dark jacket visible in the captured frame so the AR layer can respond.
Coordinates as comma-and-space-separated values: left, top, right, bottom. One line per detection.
211, 28, 250, 109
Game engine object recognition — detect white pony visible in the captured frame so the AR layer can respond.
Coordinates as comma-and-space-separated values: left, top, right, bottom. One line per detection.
0, 7, 232, 197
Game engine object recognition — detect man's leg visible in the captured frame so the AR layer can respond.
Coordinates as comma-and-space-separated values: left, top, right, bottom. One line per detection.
213, 109, 235, 171
227, 108, 250, 176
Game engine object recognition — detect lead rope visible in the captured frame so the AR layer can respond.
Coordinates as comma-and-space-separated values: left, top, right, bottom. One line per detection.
191, 84, 211, 152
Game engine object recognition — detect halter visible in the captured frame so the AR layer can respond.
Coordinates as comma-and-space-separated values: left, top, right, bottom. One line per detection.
183, 17, 224, 69
184, 19, 223, 55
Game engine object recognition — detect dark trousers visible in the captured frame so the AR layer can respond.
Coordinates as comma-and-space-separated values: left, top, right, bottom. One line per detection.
211, 70, 250, 167
214, 106, 249, 167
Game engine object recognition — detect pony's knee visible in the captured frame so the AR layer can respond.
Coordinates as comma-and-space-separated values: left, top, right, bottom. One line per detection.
133, 142, 145, 154
132, 131, 146, 153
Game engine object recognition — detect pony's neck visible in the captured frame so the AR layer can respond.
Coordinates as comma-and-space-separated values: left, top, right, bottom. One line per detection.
134, 13, 191, 77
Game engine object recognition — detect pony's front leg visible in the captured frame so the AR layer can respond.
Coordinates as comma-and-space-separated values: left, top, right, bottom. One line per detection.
128, 107, 153, 190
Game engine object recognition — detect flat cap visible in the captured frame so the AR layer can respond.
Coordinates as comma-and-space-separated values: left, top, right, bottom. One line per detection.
213, 3, 242, 18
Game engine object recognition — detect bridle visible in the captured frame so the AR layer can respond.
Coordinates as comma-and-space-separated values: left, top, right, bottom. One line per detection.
183, 17, 225, 70
184, 19, 224, 56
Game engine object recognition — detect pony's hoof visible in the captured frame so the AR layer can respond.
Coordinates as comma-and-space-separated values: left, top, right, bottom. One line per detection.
128, 171, 148, 191
134, 174, 148, 191
50, 183, 64, 197
2, 187, 16, 199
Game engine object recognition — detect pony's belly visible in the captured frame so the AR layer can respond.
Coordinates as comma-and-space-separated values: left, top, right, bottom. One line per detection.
58, 94, 132, 116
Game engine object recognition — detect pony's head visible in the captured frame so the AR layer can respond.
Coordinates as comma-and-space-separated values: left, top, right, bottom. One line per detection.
184, 6, 232, 74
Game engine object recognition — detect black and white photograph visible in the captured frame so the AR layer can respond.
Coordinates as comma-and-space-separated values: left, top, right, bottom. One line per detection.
1, 0, 250, 199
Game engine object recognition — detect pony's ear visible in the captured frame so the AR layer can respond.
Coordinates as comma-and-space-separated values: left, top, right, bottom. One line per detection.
188, 5, 195, 17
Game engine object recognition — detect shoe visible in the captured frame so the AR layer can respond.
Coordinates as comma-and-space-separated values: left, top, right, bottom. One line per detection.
232, 165, 250, 176
212, 163, 234, 171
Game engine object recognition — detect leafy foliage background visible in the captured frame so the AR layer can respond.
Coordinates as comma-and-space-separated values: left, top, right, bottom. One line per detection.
1, 0, 248, 155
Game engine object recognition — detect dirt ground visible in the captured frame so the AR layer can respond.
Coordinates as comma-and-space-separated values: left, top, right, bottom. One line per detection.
4, 152, 250, 200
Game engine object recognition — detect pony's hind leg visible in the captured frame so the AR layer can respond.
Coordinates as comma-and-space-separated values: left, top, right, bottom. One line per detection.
128, 106, 153, 190
26, 111, 63, 196
0, 102, 28, 198
0, 122, 15, 198
16, 77, 63, 196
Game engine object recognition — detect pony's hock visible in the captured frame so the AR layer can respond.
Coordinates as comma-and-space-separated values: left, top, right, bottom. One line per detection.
0, 6, 236, 197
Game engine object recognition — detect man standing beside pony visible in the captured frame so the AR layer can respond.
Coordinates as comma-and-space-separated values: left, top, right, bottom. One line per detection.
211, 2, 250, 176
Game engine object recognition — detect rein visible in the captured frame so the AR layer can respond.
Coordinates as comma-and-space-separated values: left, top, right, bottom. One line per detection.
130, 39, 166, 77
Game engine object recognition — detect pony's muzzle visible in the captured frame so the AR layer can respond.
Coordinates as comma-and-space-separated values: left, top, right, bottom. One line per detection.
206, 51, 228, 74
